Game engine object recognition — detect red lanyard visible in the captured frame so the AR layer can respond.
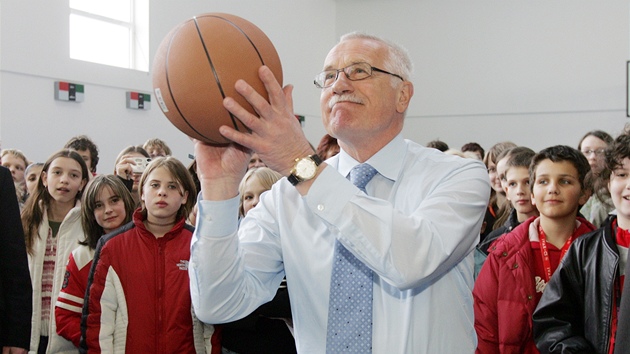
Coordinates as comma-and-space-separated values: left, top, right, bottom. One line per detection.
538, 224, 575, 282
488, 204, 497, 218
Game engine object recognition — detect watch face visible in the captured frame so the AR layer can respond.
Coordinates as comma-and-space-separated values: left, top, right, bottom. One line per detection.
296, 158, 317, 179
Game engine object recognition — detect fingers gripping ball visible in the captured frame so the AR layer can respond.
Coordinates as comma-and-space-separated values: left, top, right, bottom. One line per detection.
152, 13, 283, 145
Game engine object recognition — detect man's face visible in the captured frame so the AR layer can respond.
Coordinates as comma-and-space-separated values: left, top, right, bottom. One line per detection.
248, 153, 266, 169
319, 38, 410, 147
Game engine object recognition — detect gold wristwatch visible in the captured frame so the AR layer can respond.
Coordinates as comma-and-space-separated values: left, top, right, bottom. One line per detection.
287, 154, 322, 186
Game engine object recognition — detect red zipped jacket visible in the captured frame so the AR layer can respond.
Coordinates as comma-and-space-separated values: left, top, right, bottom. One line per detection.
473, 216, 595, 354
82, 210, 221, 353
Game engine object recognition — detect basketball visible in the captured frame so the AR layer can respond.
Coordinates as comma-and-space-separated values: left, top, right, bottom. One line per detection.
152, 13, 283, 145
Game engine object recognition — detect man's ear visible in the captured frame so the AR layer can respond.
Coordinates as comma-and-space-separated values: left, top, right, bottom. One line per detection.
396, 81, 414, 113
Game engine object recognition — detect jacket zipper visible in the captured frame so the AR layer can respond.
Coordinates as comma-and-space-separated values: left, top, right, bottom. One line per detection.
156, 238, 166, 351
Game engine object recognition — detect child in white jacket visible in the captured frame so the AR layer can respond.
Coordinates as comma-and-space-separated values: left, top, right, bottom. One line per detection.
21, 149, 89, 353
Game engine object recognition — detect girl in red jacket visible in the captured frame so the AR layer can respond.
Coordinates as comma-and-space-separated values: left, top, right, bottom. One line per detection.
54, 174, 135, 347
473, 145, 595, 354
82, 157, 221, 353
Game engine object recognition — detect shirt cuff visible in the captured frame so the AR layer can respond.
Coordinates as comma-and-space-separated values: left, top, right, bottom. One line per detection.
305, 166, 357, 224
196, 194, 240, 238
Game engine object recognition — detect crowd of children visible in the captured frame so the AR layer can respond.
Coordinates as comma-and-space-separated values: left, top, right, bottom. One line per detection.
2, 127, 630, 353
0, 135, 301, 353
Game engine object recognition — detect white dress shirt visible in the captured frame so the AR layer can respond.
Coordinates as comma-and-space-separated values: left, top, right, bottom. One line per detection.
190, 134, 490, 353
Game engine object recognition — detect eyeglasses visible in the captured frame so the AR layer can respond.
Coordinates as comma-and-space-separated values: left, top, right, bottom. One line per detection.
581, 149, 606, 156
313, 62, 404, 89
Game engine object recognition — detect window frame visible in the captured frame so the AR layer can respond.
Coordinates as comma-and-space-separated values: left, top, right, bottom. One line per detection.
69, 0, 148, 72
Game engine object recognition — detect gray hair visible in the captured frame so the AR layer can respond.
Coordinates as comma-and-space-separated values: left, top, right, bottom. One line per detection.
339, 32, 413, 84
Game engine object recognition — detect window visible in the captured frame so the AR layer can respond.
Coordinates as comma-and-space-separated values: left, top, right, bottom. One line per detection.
69, 0, 149, 71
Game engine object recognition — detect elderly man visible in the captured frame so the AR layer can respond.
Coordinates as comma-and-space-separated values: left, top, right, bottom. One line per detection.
190, 32, 490, 353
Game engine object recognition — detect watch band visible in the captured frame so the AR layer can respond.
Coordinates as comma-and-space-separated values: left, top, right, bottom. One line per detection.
310, 153, 323, 165
287, 173, 301, 186
288, 154, 322, 186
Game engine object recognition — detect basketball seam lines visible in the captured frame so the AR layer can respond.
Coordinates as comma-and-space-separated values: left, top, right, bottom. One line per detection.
163, 23, 219, 144
205, 15, 267, 68
200, 14, 269, 131
193, 16, 240, 133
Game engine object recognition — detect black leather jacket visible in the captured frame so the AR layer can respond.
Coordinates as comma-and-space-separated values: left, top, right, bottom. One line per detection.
533, 215, 620, 354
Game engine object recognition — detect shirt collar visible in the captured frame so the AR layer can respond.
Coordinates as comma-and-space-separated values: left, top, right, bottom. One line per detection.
336, 133, 405, 181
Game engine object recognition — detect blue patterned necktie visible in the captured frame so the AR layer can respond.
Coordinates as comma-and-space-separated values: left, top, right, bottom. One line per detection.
326, 163, 378, 352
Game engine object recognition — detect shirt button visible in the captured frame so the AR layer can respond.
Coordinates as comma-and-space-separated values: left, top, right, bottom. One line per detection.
502, 252, 508, 257
527, 295, 533, 300
513, 263, 519, 269
317, 204, 325, 211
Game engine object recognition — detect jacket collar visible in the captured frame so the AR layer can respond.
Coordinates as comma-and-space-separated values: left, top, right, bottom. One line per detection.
39, 199, 82, 226
490, 216, 596, 258
132, 208, 186, 241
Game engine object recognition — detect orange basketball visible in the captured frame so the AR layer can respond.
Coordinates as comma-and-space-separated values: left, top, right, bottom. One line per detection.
152, 13, 283, 145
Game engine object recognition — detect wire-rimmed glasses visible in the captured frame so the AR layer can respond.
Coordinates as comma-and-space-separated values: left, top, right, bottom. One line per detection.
314, 62, 404, 89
